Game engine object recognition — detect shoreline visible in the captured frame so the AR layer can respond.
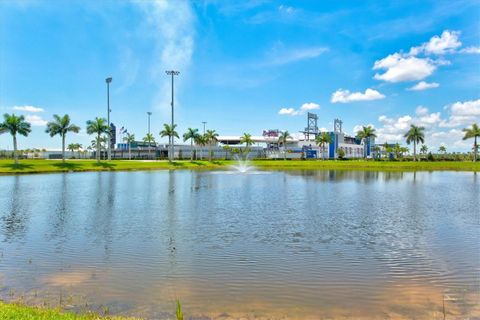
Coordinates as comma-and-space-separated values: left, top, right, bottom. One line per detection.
0, 159, 479, 175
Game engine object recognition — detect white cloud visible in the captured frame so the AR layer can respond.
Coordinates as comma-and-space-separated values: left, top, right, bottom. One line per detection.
415, 106, 429, 116
136, 0, 195, 115
409, 30, 462, 55
278, 5, 295, 14
12, 105, 44, 112
407, 81, 439, 91
278, 102, 319, 116
266, 46, 328, 66
25, 115, 47, 126
440, 99, 480, 128
460, 46, 480, 54
331, 88, 385, 103
373, 53, 437, 83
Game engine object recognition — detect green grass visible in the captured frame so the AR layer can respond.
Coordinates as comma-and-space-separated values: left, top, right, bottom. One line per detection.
0, 159, 478, 175
0, 301, 140, 320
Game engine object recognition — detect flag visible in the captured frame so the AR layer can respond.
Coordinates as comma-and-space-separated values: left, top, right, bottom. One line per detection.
119, 126, 124, 134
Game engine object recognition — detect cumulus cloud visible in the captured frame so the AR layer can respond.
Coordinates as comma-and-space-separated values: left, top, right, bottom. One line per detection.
13, 105, 44, 112
409, 30, 462, 55
136, 0, 195, 115
407, 81, 439, 91
460, 46, 480, 54
25, 115, 47, 126
373, 30, 464, 83
331, 88, 385, 103
373, 53, 437, 82
278, 102, 320, 116
440, 99, 480, 128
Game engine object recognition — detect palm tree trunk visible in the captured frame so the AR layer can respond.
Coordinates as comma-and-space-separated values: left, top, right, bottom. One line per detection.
474, 136, 477, 162
13, 134, 18, 165
413, 141, 417, 162
190, 139, 193, 162
209, 144, 212, 161
128, 143, 131, 160
96, 134, 100, 162
62, 134, 66, 163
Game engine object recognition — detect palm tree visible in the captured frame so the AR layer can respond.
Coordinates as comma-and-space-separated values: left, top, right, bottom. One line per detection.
240, 133, 254, 158
278, 131, 292, 160
159, 124, 179, 162
86, 117, 110, 162
438, 145, 447, 154
404, 124, 425, 161
0, 114, 32, 164
194, 134, 206, 160
67, 143, 76, 158
356, 126, 377, 159
204, 129, 219, 161
45, 114, 80, 162
183, 128, 200, 161
462, 123, 480, 162
123, 133, 135, 160
315, 132, 331, 160
420, 145, 428, 160
143, 133, 156, 157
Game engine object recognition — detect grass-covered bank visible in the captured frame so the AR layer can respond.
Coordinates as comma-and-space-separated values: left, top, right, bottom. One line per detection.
0, 301, 140, 320
0, 159, 479, 175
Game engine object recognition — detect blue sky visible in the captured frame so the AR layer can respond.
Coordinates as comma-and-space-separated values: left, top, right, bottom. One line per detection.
1, 0, 479, 151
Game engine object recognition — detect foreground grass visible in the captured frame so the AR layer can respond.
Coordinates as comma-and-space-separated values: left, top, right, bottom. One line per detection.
0, 301, 140, 320
0, 159, 478, 175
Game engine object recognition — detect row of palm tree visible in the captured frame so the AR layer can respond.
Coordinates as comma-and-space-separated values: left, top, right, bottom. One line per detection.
1, 112, 479, 163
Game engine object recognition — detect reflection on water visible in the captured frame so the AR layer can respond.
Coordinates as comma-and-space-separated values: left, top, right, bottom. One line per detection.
0, 170, 479, 319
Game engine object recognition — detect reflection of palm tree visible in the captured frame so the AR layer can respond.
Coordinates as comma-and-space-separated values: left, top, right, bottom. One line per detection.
86, 117, 109, 162
45, 114, 80, 163
0, 113, 32, 164
183, 128, 200, 161
204, 130, 219, 161
123, 133, 135, 160
143, 133, 156, 157
278, 131, 292, 160
462, 123, 480, 162
356, 126, 377, 159
159, 124, 179, 162
315, 132, 331, 160
404, 124, 425, 161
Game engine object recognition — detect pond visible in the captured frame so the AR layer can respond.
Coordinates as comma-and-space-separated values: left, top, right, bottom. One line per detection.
0, 170, 479, 319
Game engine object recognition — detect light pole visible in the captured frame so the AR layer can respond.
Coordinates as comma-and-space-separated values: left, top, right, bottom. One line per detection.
202, 121, 207, 135
106, 77, 112, 160
165, 70, 179, 162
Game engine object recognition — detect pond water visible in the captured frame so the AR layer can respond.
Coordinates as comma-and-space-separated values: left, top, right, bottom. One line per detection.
0, 170, 479, 319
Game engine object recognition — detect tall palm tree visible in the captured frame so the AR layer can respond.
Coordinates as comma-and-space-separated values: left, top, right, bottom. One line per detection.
194, 134, 206, 160
240, 133, 254, 158
462, 123, 480, 162
143, 133, 156, 157
86, 117, 110, 162
123, 133, 135, 160
315, 132, 331, 160
404, 124, 425, 162
278, 131, 292, 160
356, 126, 377, 159
0, 113, 32, 164
204, 129, 219, 161
159, 124, 179, 162
45, 114, 80, 162
183, 128, 200, 161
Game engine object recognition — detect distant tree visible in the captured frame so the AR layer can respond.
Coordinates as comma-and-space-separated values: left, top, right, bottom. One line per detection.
222, 145, 231, 160
86, 117, 109, 162
404, 124, 425, 162
204, 129, 219, 161
67, 143, 76, 158
315, 132, 331, 160
0, 113, 32, 164
45, 114, 80, 162
462, 123, 480, 162
337, 148, 345, 159
123, 133, 135, 160
438, 145, 447, 154
143, 133, 156, 157
278, 131, 292, 160
420, 145, 428, 160
159, 124, 179, 162
194, 134, 206, 160
183, 128, 200, 162
356, 126, 377, 158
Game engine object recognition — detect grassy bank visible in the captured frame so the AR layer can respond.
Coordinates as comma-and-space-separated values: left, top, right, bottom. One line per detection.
0, 301, 140, 320
0, 159, 478, 175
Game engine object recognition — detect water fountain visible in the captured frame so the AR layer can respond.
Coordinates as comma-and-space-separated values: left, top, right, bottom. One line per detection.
231, 153, 253, 173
